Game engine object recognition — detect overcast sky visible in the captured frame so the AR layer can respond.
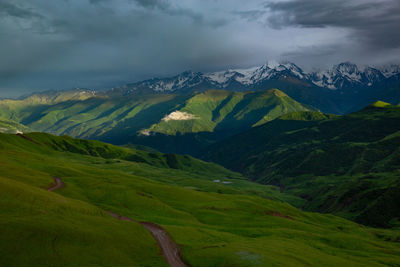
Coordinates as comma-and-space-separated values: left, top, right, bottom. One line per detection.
1, 0, 399, 97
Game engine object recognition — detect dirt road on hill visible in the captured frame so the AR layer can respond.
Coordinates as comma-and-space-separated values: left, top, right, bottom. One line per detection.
49, 177, 187, 267
47, 177, 64, 191
139, 222, 187, 267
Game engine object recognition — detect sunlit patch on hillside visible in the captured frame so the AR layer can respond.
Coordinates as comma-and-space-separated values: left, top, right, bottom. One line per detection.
162, 111, 198, 122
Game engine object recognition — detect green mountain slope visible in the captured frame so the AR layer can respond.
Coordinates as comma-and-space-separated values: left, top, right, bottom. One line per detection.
0, 118, 31, 134
0, 89, 183, 141
0, 177, 165, 266
0, 89, 313, 154
133, 89, 314, 154
204, 103, 400, 228
1, 132, 400, 265
145, 89, 313, 135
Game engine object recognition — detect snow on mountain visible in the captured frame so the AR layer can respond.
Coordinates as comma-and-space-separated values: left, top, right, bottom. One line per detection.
363, 67, 386, 86
138, 71, 204, 92
204, 61, 306, 87
310, 62, 391, 90
205, 66, 259, 86
378, 64, 400, 78
123, 61, 400, 93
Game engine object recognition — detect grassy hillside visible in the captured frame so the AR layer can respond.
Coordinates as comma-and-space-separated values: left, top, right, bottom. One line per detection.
0, 118, 31, 134
0, 90, 183, 142
145, 89, 313, 135
205, 104, 400, 228
0, 177, 165, 266
1, 132, 400, 265
0, 89, 313, 154
133, 89, 314, 154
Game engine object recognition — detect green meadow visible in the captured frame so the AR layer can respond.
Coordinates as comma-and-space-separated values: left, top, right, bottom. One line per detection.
205, 102, 400, 228
0, 132, 399, 266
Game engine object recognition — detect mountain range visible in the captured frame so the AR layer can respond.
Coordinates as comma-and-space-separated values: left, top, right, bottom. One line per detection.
3, 61, 399, 116
112, 61, 400, 114
121, 61, 399, 92
0, 88, 314, 154
0, 59, 399, 154
0, 59, 400, 266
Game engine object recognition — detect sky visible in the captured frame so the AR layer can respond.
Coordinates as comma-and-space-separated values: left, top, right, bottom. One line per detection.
1, 0, 400, 97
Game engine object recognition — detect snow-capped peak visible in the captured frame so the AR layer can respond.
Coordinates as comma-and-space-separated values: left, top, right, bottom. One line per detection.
311, 62, 366, 90
378, 64, 400, 78
334, 62, 359, 74
204, 61, 306, 86
121, 61, 400, 93
266, 60, 280, 69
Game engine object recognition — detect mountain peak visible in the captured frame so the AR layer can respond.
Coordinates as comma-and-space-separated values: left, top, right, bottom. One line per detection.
120, 60, 399, 94
265, 60, 280, 69
267, 88, 288, 97
334, 62, 360, 74
378, 64, 400, 78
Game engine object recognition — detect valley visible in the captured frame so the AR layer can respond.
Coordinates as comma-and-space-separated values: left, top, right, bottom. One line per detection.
2, 1, 400, 265
205, 102, 400, 228
1, 132, 400, 266
0, 62, 399, 266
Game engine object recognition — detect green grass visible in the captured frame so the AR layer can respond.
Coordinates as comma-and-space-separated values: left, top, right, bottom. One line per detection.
0, 89, 313, 155
0, 176, 166, 266
0, 118, 31, 134
205, 104, 400, 228
0, 90, 181, 143
0, 132, 400, 266
369, 100, 392, 108
147, 89, 313, 135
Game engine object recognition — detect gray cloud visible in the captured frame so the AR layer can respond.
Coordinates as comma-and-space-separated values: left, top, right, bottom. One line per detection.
233, 10, 265, 22
90, 0, 205, 23
0, 0, 399, 97
132, 0, 170, 9
0, 1, 43, 19
266, 0, 400, 49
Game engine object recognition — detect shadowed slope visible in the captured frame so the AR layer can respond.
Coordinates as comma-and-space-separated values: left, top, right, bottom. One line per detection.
205, 104, 400, 227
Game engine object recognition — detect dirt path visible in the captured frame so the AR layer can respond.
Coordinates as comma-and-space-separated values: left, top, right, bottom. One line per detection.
106, 211, 134, 222
47, 177, 64, 191
49, 178, 187, 267
107, 211, 187, 267
139, 222, 187, 267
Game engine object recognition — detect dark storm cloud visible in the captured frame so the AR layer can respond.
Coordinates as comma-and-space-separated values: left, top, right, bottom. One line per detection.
233, 10, 265, 22
0, 0, 399, 97
90, 0, 205, 23
266, 0, 400, 49
0, 1, 43, 19
131, 0, 169, 9
90, 0, 168, 9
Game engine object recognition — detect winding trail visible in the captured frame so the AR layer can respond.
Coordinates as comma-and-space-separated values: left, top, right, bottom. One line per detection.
47, 177, 64, 191
48, 177, 187, 267
139, 222, 187, 267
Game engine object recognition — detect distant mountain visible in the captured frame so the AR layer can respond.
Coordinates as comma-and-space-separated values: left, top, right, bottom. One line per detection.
0, 119, 30, 134
0, 88, 313, 154
379, 64, 400, 78
110, 61, 400, 114
3, 61, 398, 115
132, 89, 314, 154
204, 103, 400, 227
119, 61, 397, 93
141, 89, 312, 135
17, 89, 98, 104
310, 62, 386, 90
